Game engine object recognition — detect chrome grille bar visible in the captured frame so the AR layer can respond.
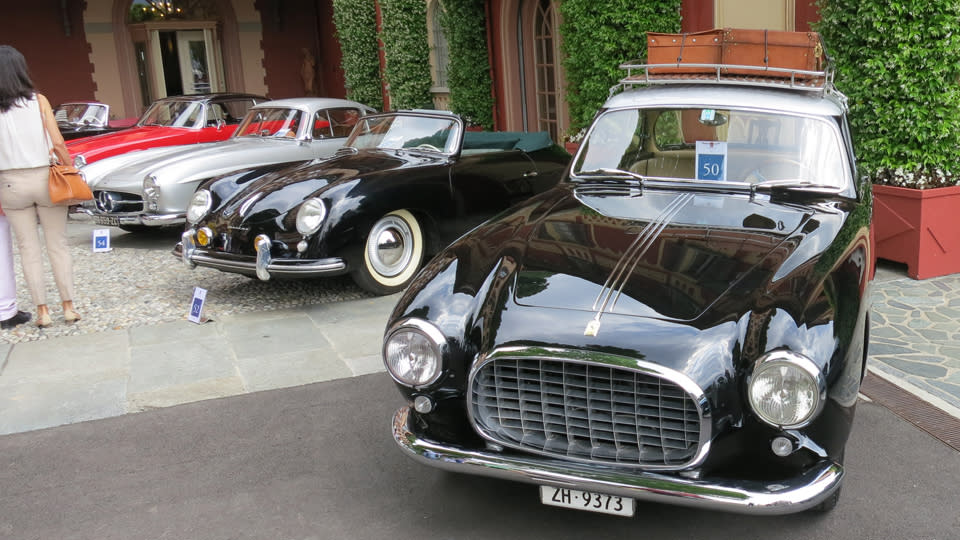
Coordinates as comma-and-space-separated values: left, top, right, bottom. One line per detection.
470, 353, 707, 469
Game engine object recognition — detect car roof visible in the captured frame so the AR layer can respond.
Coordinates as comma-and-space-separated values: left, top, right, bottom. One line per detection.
252, 97, 375, 113
603, 84, 846, 118
156, 93, 265, 103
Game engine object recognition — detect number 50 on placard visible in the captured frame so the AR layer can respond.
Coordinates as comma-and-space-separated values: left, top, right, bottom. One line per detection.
696, 141, 727, 181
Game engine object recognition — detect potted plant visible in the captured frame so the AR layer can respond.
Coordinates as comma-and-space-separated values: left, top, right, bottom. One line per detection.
817, 0, 960, 279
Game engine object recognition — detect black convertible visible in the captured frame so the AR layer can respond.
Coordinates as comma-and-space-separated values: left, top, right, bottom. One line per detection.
176, 110, 570, 294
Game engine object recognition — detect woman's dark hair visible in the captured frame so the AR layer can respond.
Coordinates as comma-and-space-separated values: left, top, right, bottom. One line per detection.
0, 45, 35, 113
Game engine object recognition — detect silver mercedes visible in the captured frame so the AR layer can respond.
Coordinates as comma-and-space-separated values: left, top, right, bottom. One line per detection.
78, 97, 375, 232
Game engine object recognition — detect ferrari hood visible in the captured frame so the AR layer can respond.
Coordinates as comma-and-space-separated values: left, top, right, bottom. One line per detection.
512, 186, 829, 322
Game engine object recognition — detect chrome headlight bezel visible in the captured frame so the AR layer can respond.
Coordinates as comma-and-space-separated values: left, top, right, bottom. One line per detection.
383, 318, 446, 388
73, 154, 87, 168
186, 189, 212, 225
295, 197, 327, 236
143, 174, 160, 210
747, 350, 826, 430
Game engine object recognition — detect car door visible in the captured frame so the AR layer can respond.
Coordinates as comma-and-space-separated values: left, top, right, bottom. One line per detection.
196, 98, 259, 143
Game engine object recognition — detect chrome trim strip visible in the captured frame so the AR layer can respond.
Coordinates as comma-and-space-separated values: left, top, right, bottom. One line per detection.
393, 406, 843, 515
181, 230, 197, 269
466, 346, 712, 471
178, 247, 347, 277
254, 234, 272, 281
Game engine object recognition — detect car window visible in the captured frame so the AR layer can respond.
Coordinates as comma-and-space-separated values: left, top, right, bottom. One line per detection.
328, 108, 362, 138
140, 101, 203, 128
235, 108, 303, 138
574, 107, 850, 188
56, 104, 107, 127
348, 115, 459, 153
311, 110, 333, 139
218, 100, 257, 125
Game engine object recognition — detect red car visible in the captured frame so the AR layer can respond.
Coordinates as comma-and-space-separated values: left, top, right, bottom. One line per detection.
68, 93, 265, 168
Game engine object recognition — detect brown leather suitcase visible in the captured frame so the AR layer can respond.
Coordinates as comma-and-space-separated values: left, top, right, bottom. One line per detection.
646, 30, 723, 73
720, 29, 824, 78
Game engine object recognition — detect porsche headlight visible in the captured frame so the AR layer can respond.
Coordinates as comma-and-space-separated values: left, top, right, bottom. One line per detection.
186, 189, 212, 224
383, 319, 445, 387
296, 198, 327, 235
748, 350, 825, 429
143, 175, 159, 210
73, 155, 87, 168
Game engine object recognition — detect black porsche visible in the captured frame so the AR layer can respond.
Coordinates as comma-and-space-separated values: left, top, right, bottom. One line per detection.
175, 110, 570, 294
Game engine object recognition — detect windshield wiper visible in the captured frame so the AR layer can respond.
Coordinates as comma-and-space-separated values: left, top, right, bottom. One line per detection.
576, 168, 647, 182
752, 179, 837, 191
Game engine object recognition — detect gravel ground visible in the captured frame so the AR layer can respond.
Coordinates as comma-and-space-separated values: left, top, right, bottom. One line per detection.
0, 216, 373, 344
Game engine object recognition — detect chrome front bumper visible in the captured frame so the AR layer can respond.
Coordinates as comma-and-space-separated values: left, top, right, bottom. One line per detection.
392, 407, 843, 515
77, 207, 184, 227
176, 233, 347, 280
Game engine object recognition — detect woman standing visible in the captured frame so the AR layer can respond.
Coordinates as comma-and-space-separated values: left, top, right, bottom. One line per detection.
0, 45, 80, 327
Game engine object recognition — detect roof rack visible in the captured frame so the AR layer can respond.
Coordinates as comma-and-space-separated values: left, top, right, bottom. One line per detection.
611, 61, 847, 108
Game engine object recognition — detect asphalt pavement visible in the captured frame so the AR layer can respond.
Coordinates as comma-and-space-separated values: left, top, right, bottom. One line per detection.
0, 224, 959, 538
0, 373, 957, 540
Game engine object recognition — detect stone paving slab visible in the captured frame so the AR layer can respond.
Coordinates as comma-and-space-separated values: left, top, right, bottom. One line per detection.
2, 264, 960, 437
869, 266, 960, 413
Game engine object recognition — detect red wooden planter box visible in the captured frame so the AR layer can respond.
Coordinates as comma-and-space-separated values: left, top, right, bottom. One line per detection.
873, 184, 960, 279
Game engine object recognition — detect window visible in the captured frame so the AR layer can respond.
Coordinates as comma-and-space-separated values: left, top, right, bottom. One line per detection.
429, 0, 450, 90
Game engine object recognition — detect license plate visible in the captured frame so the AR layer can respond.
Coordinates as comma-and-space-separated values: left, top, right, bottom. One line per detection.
540, 486, 634, 517
93, 215, 121, 227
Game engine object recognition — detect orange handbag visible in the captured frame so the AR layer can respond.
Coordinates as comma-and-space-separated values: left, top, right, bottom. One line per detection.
38, 96, 92, 205
48, 163, 92, 205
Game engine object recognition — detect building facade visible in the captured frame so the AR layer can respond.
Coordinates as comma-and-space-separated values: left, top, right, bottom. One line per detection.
2, 1, 818, 131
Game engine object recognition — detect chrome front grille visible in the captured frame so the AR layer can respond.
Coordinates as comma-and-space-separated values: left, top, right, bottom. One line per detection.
469, 355, 705, 469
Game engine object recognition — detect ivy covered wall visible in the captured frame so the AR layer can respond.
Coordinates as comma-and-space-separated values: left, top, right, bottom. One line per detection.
560, 0, 682, 135
817, 0, 960, 187
380, 0, 434, 109
440, 0, 494, 129
332, 0, 383, 108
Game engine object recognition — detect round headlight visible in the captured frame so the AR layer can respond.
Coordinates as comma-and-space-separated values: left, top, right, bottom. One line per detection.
186, 189, 212, 224
383, 319, 445, 387
748, 351, 825, 429
143, 175, 159, 208
73, 155, 87, 168
296, 198, 327, 235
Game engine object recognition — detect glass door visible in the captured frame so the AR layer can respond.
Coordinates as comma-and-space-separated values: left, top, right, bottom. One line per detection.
176, 30, 213, 94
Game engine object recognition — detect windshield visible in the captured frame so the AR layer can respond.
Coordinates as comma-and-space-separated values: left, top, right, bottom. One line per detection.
574, 107, 850, 188
235, 108, 304, 138
138, 100, 204, 128
346, 115, 460, 153
55, 104, 108, 127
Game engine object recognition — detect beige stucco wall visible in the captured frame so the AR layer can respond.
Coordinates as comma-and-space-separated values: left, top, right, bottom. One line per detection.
232, 0, 268, 96
84, 2, 128, 118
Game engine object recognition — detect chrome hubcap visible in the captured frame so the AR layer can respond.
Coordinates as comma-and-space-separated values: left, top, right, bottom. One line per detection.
368, 215, 413, 277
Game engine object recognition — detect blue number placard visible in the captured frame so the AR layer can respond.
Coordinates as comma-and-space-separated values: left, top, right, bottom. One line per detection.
92, 228, 111, 252
696, 141, 727, 181
188, 287, 208, 323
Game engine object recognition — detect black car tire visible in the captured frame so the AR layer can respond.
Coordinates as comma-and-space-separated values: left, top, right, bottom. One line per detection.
353, 209, 425, 295
809, 485, 841, 513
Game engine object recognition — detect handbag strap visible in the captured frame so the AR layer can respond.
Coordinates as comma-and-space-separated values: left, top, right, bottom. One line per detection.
36, 95, 55, 164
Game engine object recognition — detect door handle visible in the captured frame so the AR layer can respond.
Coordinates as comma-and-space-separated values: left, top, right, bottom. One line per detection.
522, 171, 538, 177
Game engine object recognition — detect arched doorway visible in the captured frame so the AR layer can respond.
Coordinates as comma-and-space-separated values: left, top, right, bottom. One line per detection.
111, 0, 244, 115
497, 0, 567, 142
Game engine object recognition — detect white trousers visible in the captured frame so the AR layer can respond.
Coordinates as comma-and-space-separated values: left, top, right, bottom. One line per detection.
0, 215, 18, 319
